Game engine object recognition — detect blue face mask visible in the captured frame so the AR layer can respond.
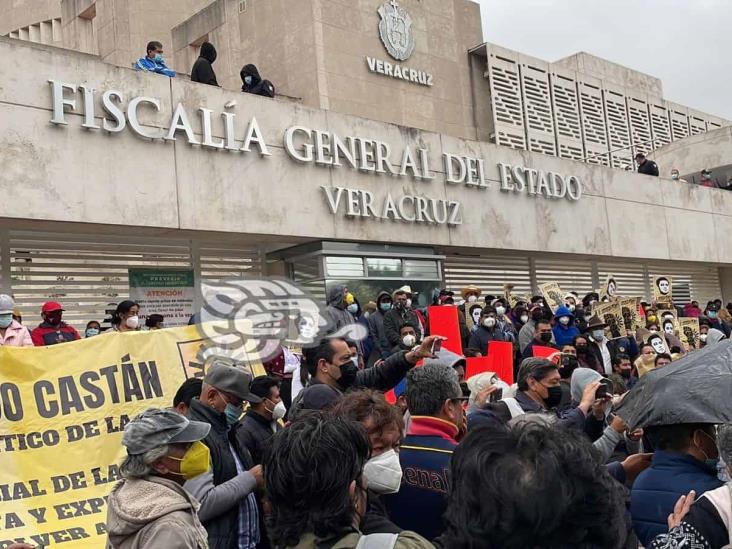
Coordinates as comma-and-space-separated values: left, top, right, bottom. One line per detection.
709, 311, 718, 319
379, 303, 392, 312
347, 303, 359, 314
85, 328, 100, 337
154, 53, 163, 62
244, 75, 253, 86
0, 314, 12, 328
224, 403, 242, 427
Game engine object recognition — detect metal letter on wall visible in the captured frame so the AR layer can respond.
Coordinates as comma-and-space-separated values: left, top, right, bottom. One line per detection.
377, 0, 415, 61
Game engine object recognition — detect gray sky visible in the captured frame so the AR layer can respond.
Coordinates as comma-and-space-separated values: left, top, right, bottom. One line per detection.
477, 0, 732, 119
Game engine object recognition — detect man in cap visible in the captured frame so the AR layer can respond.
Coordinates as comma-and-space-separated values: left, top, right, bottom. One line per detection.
185, 360, 263, 549
0, 295, 32, 347
384, 285, 422, 350
235, 376, 283, 466
636, 152, 659, 176
30, 301, 81, 346
105, 408, 211, 548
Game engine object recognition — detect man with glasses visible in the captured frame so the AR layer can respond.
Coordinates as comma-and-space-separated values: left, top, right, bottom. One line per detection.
185, 360, 263, 549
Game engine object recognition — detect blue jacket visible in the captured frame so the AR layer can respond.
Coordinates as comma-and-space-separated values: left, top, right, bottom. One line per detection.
631, 450, 723, 546
552, 306, 579, 347
133, 56, 176, 77
383, 417, 457, 541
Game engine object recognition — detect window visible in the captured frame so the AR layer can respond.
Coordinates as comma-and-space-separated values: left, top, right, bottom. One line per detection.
325, 256, 364, 278
366, 258, 401, 277
239, 0, 247, 13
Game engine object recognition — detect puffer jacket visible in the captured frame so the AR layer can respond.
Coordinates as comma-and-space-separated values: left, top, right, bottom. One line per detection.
0, 319, 33, 346
552, 306, 579, 347
106, 476, 208, 548
631, 451, 723, 547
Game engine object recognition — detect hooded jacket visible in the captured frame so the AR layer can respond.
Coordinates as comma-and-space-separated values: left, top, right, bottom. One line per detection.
368, 291, 393, 361
706, 328, 727, 346
552, 306, 579, 347
105, 475, 208, 548
323, 285, 356, 335
240, 64, 275, 97
191, 42, 219, 86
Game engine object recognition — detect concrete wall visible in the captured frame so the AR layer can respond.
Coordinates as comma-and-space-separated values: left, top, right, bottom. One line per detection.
3, 37, 732, 266
0, 0, 61, 35
554, 51, 663, 97
173, 0, 482, 139
653, 125, 732, 182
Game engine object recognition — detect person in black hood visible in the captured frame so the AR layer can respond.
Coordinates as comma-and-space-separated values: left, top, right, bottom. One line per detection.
191, 41, 219, 86
240, 63, 275, 98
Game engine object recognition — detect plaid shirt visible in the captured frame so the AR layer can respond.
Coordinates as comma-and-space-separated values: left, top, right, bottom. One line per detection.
229, 443, 259, 548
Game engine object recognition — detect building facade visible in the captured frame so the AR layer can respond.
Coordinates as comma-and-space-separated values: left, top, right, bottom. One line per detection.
1, 0, 731, 328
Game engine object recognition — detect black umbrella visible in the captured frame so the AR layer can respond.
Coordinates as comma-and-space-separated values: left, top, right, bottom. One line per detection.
615, 339, 732, 429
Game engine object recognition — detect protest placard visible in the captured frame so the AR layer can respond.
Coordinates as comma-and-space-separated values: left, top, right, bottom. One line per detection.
619, 297, 643, 332
539, 282, 564, 312
653, 275, 674, 306
679, 318, 701, 351
0, 326, 264, 548
592, 302, 627, 339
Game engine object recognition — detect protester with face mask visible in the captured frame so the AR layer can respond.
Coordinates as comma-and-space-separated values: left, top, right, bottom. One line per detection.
0, 294, 32, 347
518, 304, 554, 354
699, 168, 715, 188
396, 322, 419, 353
651, 424, 732, 549
552, 305, 579, 347
467, 306, 507, 353
185, 361, 263, 549
511, 304, 530, 331
631, 423, 724, 547
705, 304, 731, 337
111, 300, 141, 333
30, 301, 81, 346
264, 413, 432, 549
289, 335, 443, 422
368, 291, 394, 363
486, 358, 599, 429
331, 390, 406, 535
585, 315, 637, 375
235, 376, 284, 466
489, 298, 517, 343
240, 63, 275, 98
608, 353, 635, 392
521, 320, 558, 360
133, 40, 176, 77
556, 345, 578, 409
669, 167, 687, 183
384, 287, 422, 351
573, 334, 599, 372
105, 408, 210, 548
383, 362, 467, 541
84, 320, 101, 338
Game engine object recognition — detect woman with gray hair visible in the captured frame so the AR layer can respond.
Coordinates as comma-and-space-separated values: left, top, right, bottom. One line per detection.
650, 424, 732, 548
105, 408, 212, 548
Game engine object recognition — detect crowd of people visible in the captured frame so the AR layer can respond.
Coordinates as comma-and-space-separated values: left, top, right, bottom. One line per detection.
4, 280, 732, 549
133, 40, 276, 98
635, 151, 732, 190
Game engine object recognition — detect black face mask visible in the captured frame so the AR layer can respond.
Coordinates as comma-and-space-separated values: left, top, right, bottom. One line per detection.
560, 356, 578, 378
620, 369, 632, 379
544, 385, 563, 408
539, 332, 553, 344
576, 345, 588, 355
459, 382, 471, 399
337, 361, 359, 391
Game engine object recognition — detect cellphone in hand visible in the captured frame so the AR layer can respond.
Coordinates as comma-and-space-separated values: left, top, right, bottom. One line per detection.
489, 387, 503, 403
596, 378, 613, 399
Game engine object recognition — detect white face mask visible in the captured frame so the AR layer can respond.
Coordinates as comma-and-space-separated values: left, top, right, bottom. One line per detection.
125, 315, 139, 329
592, 329, 604, 341
482, 317, 496, 328
402, 334, 416, 347
271, 400, 287, 421
364, 449, 402, 494
566, 303, 576, 312
559, 316, 570, 326
405, 298, 412, 308
520, 315, 529, 323
495, 306, 506, 316
467, 295, 477, 303
700, 333, 708, 342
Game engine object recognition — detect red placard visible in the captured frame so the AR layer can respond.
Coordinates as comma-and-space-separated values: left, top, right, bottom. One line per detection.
384, 389, 397, 405
486, 340, 514, 385
465, 356, 492, 380
427, 306, 462, 355
532, 345, 561, 360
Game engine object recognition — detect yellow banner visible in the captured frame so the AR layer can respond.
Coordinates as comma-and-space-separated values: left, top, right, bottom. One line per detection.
0, 326, 264, 548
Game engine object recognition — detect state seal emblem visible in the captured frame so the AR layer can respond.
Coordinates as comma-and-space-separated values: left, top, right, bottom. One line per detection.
378, 0, 415, 61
